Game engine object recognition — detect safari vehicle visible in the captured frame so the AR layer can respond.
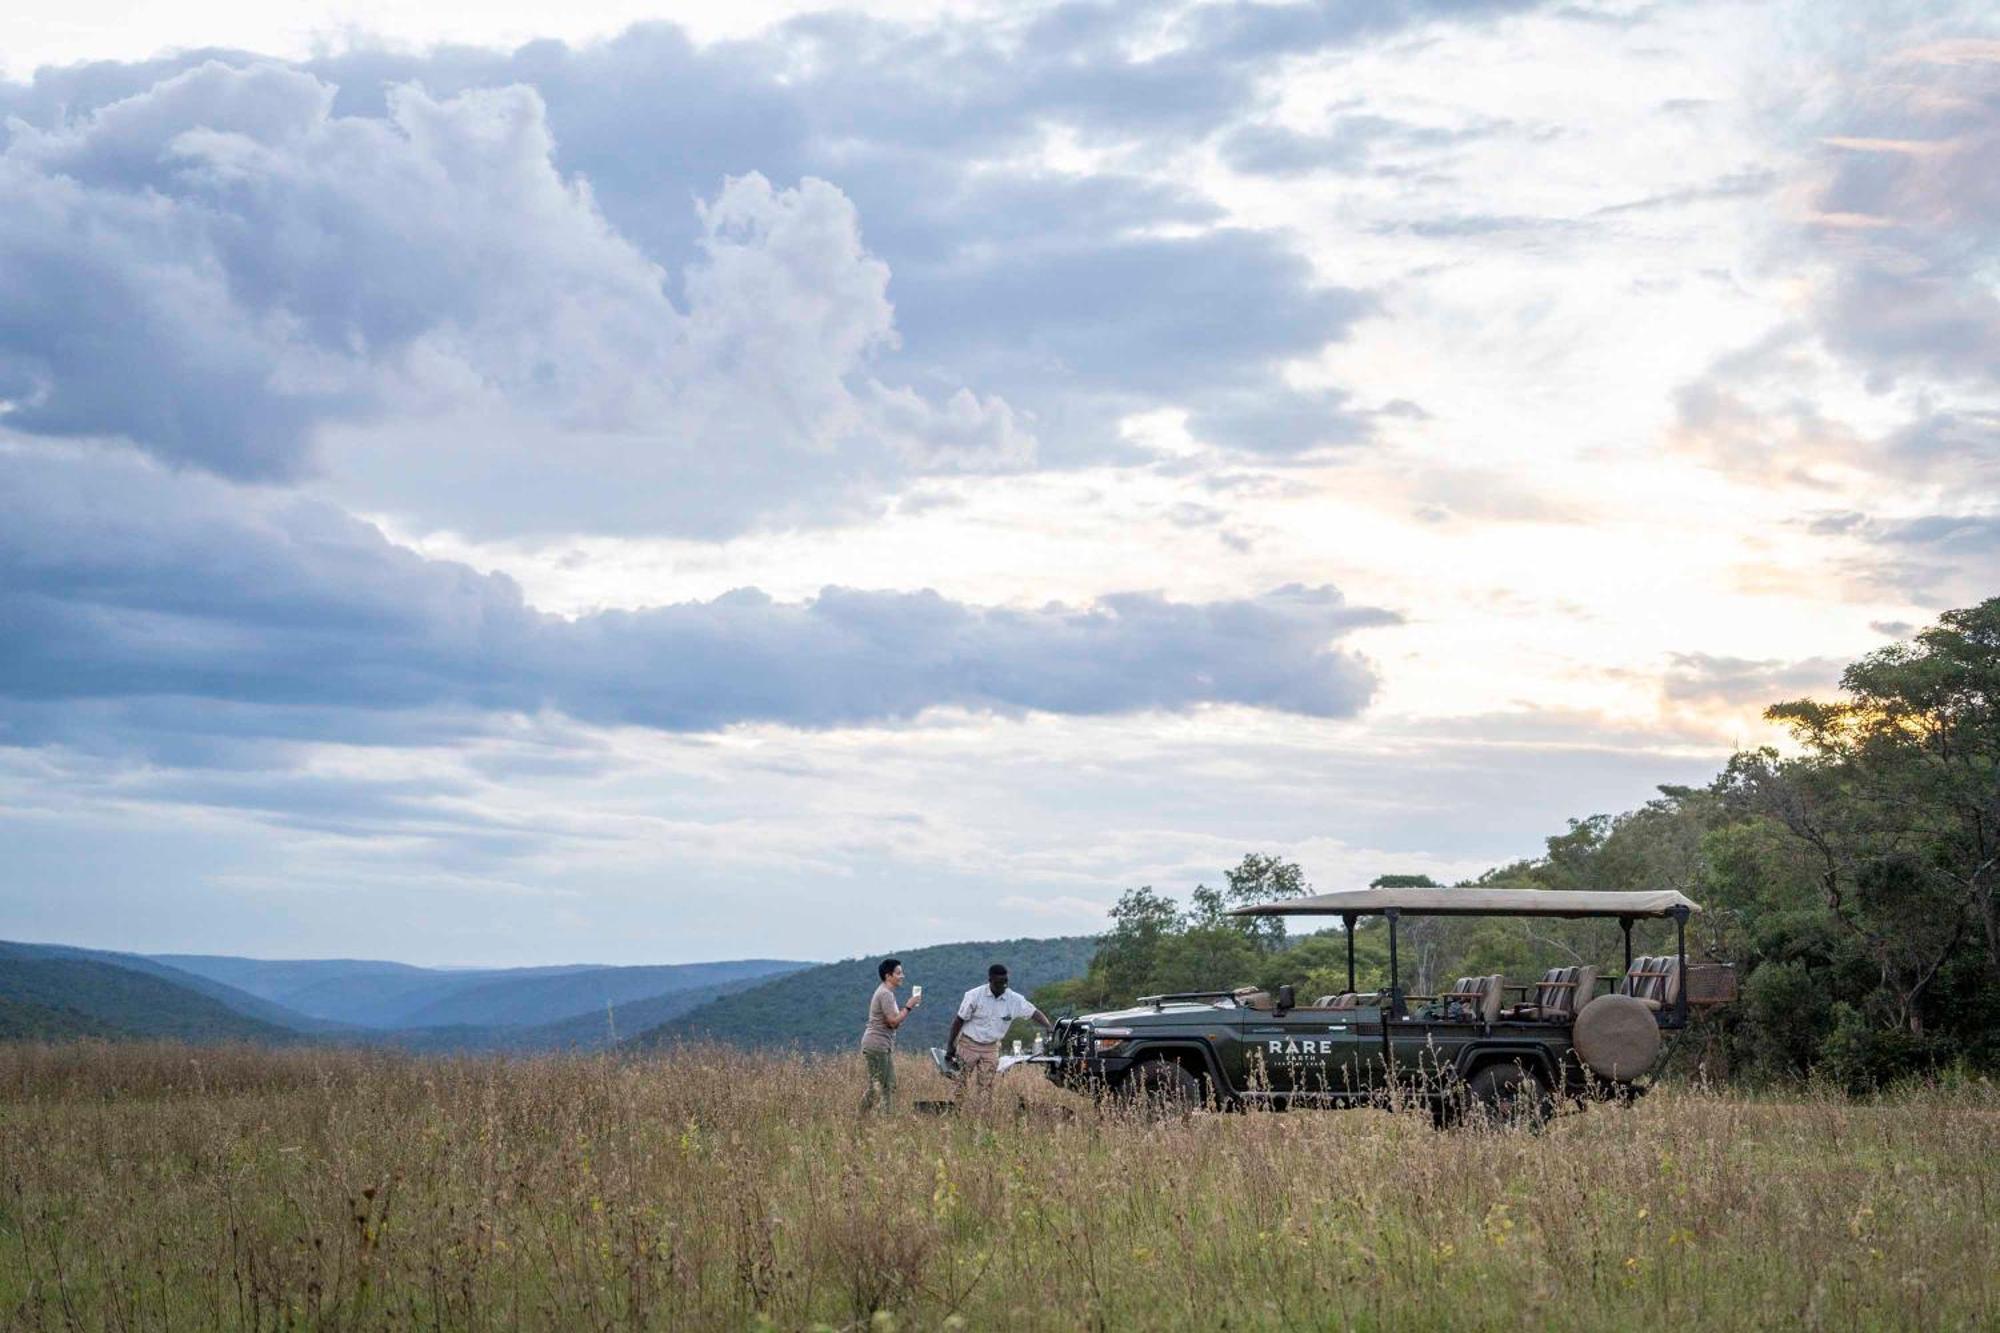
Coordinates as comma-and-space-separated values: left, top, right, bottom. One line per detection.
1035, 887, 1734, 1126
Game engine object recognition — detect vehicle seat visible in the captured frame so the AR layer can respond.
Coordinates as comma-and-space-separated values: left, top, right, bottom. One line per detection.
1508, 967, 1564, 1021
1234, 986, 1275, 1011
1541, 964, 1596, 1022
1314, 992, 1370, 1009
1619, 957, 1677, 1011
1442, 974, 1503, 1025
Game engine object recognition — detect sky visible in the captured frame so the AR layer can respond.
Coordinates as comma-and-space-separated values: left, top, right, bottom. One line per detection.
1, 0, 1995, 965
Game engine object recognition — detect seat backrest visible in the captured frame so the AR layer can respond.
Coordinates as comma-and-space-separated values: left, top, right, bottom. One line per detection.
1530, 966, 1567, 1010
1658, 957, 1682, 1007
1446, 974, 1502, 1025
1619, 957, 1659, 999
1475, 974, 1503, 1025
1554, 965, 1598, 1020
1234, 986, 1274, 1011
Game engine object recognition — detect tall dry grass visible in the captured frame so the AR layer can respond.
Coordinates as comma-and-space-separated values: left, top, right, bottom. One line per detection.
0, 1040, 1993, 1330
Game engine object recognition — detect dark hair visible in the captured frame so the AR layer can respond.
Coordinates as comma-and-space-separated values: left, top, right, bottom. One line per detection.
988, 963, 1008, 979
878, 958, 902, 981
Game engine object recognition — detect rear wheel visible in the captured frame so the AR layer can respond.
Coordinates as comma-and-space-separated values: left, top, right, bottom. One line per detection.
1463, 1062, 1552, 1131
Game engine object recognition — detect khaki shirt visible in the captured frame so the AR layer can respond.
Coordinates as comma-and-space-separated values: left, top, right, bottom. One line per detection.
860, 983, 903, 1053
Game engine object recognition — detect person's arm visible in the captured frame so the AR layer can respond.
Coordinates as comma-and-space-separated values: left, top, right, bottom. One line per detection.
946, 1014, 965, 1051
883, 992, 916, 1030
1012, 991, 1052, 1029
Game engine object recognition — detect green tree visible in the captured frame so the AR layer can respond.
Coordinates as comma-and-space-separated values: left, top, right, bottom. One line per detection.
1222, 853, 1311, 948
1088, 886, 1181, 1004
1792, 598, 2000, 983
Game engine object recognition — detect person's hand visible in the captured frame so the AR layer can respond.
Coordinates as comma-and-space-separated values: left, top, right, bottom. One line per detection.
906, 994, 922, 1009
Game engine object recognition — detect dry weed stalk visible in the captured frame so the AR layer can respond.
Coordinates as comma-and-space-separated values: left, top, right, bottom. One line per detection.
0, 1041, 1991, 1330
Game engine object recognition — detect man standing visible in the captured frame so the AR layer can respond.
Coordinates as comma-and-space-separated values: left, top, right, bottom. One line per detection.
947, 963, 1052, 1113
860, 958, 920, 1115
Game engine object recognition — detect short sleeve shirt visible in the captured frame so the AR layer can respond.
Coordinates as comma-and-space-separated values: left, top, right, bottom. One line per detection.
955, 985, 1034, 1044
860, 983, 902, 1053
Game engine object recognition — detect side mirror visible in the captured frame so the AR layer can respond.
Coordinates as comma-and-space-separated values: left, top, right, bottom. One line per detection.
1275, 984, 1296, 1014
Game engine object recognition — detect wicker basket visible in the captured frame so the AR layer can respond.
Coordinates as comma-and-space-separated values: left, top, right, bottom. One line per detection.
1683, 963, 1739, 1006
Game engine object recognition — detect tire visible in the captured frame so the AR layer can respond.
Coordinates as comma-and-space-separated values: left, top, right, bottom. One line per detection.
1116, 1058, 1204, 1120
1462, 1062, 1552, 1131
1572, 993, 1662, 1082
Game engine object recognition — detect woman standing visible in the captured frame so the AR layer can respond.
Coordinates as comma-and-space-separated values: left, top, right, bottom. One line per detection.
860, 958, 920, 1115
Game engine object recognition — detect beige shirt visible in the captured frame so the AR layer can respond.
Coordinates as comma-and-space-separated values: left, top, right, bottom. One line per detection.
955, 984, 1035, 1044
860, 983, 904, 1053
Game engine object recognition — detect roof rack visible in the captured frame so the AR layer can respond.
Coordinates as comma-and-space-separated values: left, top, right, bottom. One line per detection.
1133, 989, 1242, 1009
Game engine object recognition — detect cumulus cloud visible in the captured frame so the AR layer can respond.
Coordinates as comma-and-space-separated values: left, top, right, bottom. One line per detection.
0, 2, 1550, 489
0, 61, 1027, 527
0, 448, 1392, 742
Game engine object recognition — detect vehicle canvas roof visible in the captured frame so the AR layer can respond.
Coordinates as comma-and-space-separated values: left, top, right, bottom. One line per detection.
1228, 886, 1701, 920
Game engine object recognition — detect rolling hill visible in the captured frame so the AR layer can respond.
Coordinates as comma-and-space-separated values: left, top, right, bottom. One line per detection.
635, 936, 1099, 1053
0, 996, 123, 1041
0, 956, 298, 1043
0, 942, 335, 1032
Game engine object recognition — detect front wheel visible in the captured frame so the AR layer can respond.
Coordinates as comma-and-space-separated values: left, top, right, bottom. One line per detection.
1113, 1058, 1204, 1120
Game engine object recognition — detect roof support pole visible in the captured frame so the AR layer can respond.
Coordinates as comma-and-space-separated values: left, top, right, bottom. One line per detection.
1621, 916, 1634, 975
1385, 907, 1403, 1019
1343, 913, 1357, 994
1670, 904, 1690, 1029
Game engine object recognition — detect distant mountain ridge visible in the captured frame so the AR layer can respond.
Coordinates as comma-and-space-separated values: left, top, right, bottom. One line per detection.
1, 937, 1116, 1055
382, 971, 788, 1052
636, 936, 1099, 1053
154, 955, 811, 1030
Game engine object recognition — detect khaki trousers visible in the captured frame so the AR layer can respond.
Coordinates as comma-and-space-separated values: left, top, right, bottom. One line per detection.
954, 1038, 1000, 1111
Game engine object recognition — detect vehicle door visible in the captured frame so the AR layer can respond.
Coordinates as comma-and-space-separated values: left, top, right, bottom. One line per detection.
1240, 1003, 1388, 1102
1386, 1005, 1476, 1097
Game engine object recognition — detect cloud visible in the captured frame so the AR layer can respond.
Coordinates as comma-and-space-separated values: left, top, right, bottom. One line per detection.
1217, 114, 1521, 178
1804, 42, 2000, 392
0, 447, 1394, 742
1661, 652, 1847, 708
0, 3, 1559, 503
0, 60, 1028, 531
0, 62, 668, 479
1589, 166, 1779, 216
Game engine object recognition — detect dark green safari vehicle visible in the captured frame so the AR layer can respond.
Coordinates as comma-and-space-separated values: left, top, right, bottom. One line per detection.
1036, 887, 1731, 1127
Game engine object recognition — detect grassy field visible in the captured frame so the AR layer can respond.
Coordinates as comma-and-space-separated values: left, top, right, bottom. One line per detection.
0, 1044, 1993, 1331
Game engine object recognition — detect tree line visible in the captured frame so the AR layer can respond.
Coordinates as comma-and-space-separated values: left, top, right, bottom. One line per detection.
1038, 598, 2000, 1089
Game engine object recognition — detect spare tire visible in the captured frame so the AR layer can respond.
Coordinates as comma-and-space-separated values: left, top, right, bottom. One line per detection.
1572, 994, 1661, 1082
